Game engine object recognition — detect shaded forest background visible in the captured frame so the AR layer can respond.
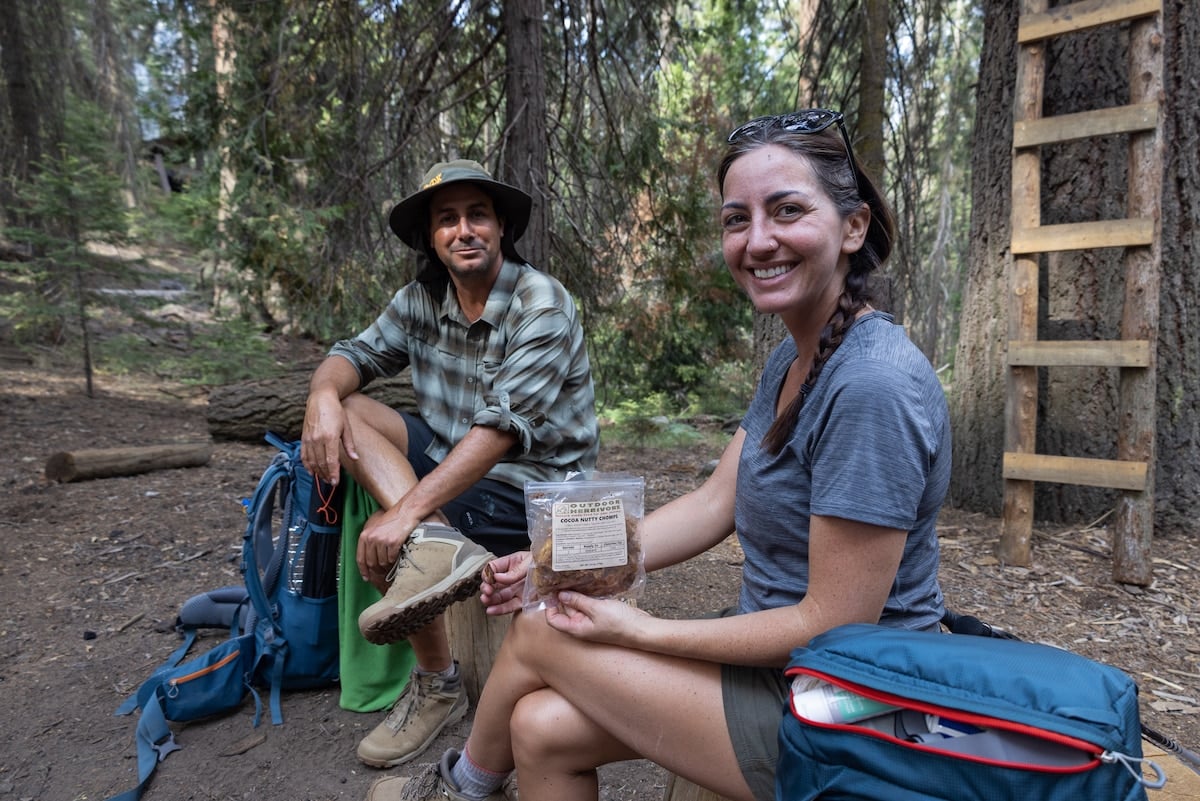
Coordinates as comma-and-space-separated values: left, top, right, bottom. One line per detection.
1, 0, 1197, 537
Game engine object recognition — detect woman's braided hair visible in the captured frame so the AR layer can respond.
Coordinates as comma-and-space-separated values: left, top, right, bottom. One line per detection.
717, 115, 897, 454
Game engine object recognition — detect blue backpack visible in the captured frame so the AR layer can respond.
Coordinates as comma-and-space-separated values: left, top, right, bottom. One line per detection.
778, 623, 1165, 801
106, 432, 342, 801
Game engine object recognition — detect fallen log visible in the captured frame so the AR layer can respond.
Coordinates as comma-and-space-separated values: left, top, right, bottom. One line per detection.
206, 369, 416, 442
45, 442, 213, 483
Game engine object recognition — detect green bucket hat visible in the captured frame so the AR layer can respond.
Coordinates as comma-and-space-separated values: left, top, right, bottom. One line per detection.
388, 159, 533, 260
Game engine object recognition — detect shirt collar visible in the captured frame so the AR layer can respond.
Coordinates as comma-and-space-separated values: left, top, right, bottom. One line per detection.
440, 257, 520, 328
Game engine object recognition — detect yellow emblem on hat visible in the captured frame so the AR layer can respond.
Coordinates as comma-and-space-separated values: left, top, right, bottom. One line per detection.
422, 172, 444, 190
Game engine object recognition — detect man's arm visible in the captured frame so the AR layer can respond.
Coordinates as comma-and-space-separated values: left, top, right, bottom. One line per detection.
356, 425, 519, 575
301, 355, 363, 484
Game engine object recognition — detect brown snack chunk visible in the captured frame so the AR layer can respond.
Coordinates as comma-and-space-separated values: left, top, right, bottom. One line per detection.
529, 514, 641, 598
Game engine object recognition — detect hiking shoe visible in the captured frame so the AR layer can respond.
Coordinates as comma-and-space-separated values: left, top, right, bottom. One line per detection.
357, 668, 469, 768
358, 523, 495, 645
365, 749, 510, 801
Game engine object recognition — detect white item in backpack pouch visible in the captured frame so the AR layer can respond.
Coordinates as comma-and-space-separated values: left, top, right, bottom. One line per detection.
790, 676, 900, 724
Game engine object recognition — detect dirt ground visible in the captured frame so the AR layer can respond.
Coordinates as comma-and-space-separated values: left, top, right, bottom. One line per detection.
2, 361, 1199, 801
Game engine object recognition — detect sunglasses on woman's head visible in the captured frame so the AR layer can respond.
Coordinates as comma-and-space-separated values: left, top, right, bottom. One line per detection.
727, 109, 861, 193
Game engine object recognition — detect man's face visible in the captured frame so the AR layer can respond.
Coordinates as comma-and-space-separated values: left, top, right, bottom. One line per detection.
428, 183, 505, 285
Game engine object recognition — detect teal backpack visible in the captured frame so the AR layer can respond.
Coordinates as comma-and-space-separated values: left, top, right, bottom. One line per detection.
106, 432, 342, 801
778, 623, 1165, 801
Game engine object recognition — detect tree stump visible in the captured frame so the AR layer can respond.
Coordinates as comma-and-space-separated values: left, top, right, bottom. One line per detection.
444, 599, 511, 707
662, 774, 733, 801
206, 370, 416, 442
44, 442, 212, 482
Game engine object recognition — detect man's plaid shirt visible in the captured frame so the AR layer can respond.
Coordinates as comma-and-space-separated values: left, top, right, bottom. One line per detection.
328, 258, 598, 490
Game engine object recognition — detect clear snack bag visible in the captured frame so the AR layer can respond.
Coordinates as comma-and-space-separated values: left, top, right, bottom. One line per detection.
522, 473, 646, 610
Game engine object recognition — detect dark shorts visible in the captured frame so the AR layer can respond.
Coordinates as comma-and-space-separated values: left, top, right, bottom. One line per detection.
401, 412, 529, 556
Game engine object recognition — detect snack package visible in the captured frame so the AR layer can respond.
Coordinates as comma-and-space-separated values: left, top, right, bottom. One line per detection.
522, 473, 646, 610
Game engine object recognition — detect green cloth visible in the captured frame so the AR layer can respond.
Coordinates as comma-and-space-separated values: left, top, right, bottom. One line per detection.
337, 475, 415, 712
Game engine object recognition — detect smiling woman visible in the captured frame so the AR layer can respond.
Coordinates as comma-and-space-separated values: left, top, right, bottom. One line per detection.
717, 143, 867, 331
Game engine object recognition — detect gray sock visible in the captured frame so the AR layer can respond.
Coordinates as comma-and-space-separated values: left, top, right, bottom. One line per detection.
450, 746, 507, 799
416, 661, 460, 685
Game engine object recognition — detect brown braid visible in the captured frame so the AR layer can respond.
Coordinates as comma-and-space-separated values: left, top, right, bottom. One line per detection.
762, 270, 872, 454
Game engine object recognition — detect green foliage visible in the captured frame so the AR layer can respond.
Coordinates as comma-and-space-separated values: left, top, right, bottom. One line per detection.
135, 167, 219, 245
94, 316, 282, 385
3, 97, 129, 343
222, 182, 345, 331
886, 0, 982, 369
599, 393, 726, 449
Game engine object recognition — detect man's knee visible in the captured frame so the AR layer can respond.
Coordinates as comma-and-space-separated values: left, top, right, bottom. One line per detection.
342, 393, 410, 450
342, 391, 388, 421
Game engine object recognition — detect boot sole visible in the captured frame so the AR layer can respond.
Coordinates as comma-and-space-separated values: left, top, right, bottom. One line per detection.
359, 553, 492, 645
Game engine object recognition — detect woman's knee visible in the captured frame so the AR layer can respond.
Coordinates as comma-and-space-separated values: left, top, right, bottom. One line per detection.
510, 690, 590, 764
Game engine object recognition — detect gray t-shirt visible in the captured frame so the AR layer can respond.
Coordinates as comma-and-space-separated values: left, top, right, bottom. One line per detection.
735, 312, 948, 630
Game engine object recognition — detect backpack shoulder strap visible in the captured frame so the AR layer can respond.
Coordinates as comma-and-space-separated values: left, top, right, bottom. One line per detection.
104, 690, 180, 801
242, 433, 301, 725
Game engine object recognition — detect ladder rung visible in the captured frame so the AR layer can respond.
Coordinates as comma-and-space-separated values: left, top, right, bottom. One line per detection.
1003, 452, 1147, 491
1011, 219, 1154, 254
1014, 102, 1157, 148
1007, 340, 1151, 367
1018, 0, 1161, 43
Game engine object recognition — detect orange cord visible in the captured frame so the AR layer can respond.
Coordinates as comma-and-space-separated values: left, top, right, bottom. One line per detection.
314, 479, 339, 526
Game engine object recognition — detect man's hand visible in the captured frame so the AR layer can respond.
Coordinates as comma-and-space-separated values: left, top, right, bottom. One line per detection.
355, 506, 423, 591
301, 389, 359, 485
301, 357, 363, 485
480, 551, 531, 615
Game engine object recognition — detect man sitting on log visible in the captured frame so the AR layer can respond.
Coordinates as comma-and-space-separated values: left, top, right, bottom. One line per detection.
301, 159, 598, 769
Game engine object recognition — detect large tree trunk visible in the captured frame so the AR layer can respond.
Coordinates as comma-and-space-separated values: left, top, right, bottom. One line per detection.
0, 1, 42, 195
208, 0, 238, 309
951, 1, 1200, 535
856, 0, 888, 181
502, 0, 548, 269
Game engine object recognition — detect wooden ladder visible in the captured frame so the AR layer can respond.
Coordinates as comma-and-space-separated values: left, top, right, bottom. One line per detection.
1001, 0, 1164, 584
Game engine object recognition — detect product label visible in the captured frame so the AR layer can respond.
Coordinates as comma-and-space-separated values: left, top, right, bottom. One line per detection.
550, 498, 628, 571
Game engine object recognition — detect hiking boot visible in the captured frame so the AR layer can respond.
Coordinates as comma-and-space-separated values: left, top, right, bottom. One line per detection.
358, 523, 495, 645
357, 667, 469, 768
365, 748, 511, 801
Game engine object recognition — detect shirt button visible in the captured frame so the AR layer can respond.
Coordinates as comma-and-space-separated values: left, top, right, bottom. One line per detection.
461, 417, 469, 424
467, 377, 475, 384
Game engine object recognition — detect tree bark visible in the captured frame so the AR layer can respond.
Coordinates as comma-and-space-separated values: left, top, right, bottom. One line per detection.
208, 0, 238, 309
444, 598, 510, 707
951, 1, 1199, 534
856, 0, 888, 182
45, 443, 212, 483
947, 0, 1017, 517
502, 0, 549, 269
206, 370, 417, 442
0, 1, 41, 191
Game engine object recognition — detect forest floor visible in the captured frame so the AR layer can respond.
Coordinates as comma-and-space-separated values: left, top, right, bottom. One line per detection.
1, 243, 1199, 800
3, 359, 1200, 801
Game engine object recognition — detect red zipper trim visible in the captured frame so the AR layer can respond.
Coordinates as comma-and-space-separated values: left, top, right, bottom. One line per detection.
785, 666, 1103, 773
169, 648, 242, 687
